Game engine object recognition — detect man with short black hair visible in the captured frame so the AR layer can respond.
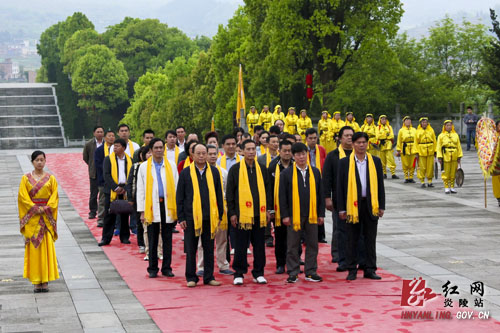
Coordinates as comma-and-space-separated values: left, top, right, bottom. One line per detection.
337, 132, 385, 281
133, 129, 155, 162
176, 126, 186, 153
217, 135, 240, 171
164, 130, 179, 165
109, 124, 140, 158
83, 126, 104, 219
94, 130, 115, 227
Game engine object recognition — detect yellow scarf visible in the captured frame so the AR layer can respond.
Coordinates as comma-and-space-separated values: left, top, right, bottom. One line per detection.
104, 142, 110, 157
144, 156, 177, 225
308, 145, 322, 173
266, 151, 279, 167
292, 162, 317, 231
346, 153, 379, 224
238, 160, 266, 229
274, 163, 281, 226
220, 153, 240, 170
128, 140, 135, 157
165, 145, 180, 165
184, 157, 192, 169
339, 145, 346, 159
109, 152, 132, 202
190, 163, 219, 238
216, 165, 228, 230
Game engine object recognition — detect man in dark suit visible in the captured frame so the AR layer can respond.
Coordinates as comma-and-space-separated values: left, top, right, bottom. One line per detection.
98, 138, 132, 246
83, 126, 104, 219
94, 130, 115, 227
337, 132, 385, 281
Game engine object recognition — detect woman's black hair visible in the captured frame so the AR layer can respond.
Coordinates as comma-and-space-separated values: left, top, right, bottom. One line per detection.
31, 150, 46, 162
139, 146, 151, 162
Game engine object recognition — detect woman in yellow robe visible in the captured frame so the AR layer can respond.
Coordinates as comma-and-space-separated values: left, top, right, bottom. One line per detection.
360, 114, 379, 157
396, 116, 418, 182
436, 120, 463, 193
330, 112, 345, 148
18, 151, 59, 292
297, 109, 313, 142
284, 107, 299, 134
272, 105, 285, 124
344, 112, 361, 132
246, 106, 260, 136
318, 110, 335, 153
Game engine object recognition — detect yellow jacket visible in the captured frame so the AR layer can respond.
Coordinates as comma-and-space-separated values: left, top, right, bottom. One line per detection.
415, 126, 437, 156
272, 111, 285, 124
297, 116, 313, 136
259, 111, 273, 131
330, 119, 345, 137
397, 126, 417, 155
318, 118, 333, 141
361, 123, 378, 146
284, 114, 299, 134
376, 124, 394, 151
344, 120, 360, 132
246, 112, 260, 135
436, 131, 463, 162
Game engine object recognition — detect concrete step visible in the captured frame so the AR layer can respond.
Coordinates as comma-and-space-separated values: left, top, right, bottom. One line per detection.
0, 96, 55, 106
0, 87, 53, 96
0, 137, 65, 149
0, 126, 63, 138
0, 105, 58, 116
0, 115, 60, 126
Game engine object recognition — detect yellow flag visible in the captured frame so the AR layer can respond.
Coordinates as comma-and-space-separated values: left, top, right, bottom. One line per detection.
211, 116, 215, 132
236, 64, 246, 126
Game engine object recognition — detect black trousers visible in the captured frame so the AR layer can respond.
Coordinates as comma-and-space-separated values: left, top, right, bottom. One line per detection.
102, 194, 130, 243
345, 199, 378, 273
273, 219, 287, 268
184, 219, 214, 284
147, 203, 173, 275
232, 217, 266, 278
318, 224, 326, 241
89, 177, 99, 214
135, 211, 145, 247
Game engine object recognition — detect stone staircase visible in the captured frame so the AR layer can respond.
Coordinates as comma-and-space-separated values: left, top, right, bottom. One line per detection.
0, 83, 66, 149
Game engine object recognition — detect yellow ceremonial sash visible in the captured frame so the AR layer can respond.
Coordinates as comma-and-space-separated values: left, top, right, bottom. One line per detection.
184, 157, 192, 169
109, 152, 132, 202
292, 162, 317, 231
165, 145, 180, 165
104, 142, 110, 157
190, 163, 218, 238
346, 153, 379, 224
220, 154, 240, 170
238, 161, 266, 229
266, 151, 279, 168
274, 163, 281, 226
339, 145, 346, 159
128, 140, 135, 157
144, 156, 177, 224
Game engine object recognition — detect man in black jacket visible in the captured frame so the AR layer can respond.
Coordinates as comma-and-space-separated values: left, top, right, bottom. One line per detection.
337, 132, 385, 281
279, 143, 325, 283
83, 126, 104, 219
177, 143, 224, 287
226, 139, 269, 285
94, 130, 115, 227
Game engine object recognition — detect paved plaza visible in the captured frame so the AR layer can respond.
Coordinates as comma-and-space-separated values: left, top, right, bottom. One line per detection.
0, 147, 499, 332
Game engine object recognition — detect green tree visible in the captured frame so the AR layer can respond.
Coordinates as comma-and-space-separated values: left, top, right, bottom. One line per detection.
483, 9, 500, 108
61, 28, 100, 75
71, 45, 128, 125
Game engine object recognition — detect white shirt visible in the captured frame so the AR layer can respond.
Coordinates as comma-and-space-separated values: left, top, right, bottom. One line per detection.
166, 146, 177, 165
297, 164, 308, 186
216, 154, 238, 171
117, 155, 127, 184
178, 140, 185, 153
355, 154, 367, 197
109, 140, 140, 158
95, 138, 103, 148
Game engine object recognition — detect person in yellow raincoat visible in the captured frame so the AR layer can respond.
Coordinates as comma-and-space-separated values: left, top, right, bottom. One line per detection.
493, 120, 500, 206
259, 105, 273, 131
415, 117, 437, 188
284, 107, 299, 134
246, 106, 260, 136
297, 109, 313, 141
330, 111, 345, 149
318, 110, 335, 153
18, 151, 59, 292
272, 105, 285, 124
436, 120, 463, 194
344, 112, 361, 132
377, 115, 399, 179
360, 114, 379, 157
397, 116, 418, 183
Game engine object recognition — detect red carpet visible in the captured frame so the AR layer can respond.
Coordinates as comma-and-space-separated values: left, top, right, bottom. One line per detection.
47, 153, 500, 332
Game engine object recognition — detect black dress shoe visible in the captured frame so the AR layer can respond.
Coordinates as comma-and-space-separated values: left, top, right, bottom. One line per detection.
404, 179, 409, 183
364, 272, 382, 280
299, 259, 305, 265
318, 238, 327, 244
98, 241, 110, 247
420, 183, 426, 188
392, 175, 399, 179
408, 179, 416, 183
172, 229, 180, 233
121, 240, 131, 244
97, 222, 103, 227
346, 271, 357, 280
89, 213, 96, 219
275, 266, 285, 274
383, 174, 387, 179
336, 266, 348, 272
163, 270, 175, 277
331, 258, 339, 263
427, 183, 434, 188
266, 240, 274, 247
149, 272, 158, 278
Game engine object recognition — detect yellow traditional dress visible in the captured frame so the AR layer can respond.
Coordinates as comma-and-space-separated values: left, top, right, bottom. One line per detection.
259, 110, 273, 131
297, 116, 313, 141
344, 119, 361, 132
284, 114, 299, 134
397, 124, 418, 180
377, 118, 397, 176
272, 110, 285, 125
18, 173, 59, 284
247, 111, 260, 136
318, 118, 335, 153
361, 120, 379, 157
330, 118, 345, 145
436, 123, 463, 189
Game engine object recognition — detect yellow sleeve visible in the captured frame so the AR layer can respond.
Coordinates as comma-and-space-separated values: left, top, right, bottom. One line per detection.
396, 129, 403, 152
47, 176, 59, 223
432, 130, 437, 152
307, 118, 313, 128
258, 113, 264, 126
436, 135, 443, 159
387, 126, 394, 140
18, 176, 34, 231
456, 134, 463, 158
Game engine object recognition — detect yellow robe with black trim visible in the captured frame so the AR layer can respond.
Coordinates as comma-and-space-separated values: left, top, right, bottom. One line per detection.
318, 118, 335, 153
284, 114, 299, 134
415, 126, 437, 183
361, 122, 379, 157
259, 111, 273, 131
18, 174, 59, 284
436, 131, 463, 188
247, 112, 260, 136
272, 111, 285, 125
297, 116, 313, 141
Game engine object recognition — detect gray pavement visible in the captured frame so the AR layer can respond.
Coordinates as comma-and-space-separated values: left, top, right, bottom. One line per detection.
1, 146, 499, 332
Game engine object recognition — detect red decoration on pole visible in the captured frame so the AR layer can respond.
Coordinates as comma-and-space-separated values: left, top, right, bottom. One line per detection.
306, 74, 313, 86
306, 87, 313, 100
306, 73, 313, 101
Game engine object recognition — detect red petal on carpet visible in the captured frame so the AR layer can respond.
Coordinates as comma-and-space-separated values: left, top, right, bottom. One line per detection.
46, 153, 499, 332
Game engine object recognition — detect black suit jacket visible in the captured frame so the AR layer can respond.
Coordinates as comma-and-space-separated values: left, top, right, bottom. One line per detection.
103, 155, 130, 195
83, 139, 98, 178
279, 164, 325, 219
323, 148, 352, 210
336, 155, 385, 220
176, 165, 224, 222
